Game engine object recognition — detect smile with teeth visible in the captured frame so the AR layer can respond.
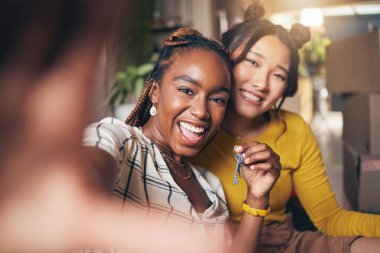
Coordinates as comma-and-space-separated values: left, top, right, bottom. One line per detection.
241, 90, 262, 102
179, 122, 205, 134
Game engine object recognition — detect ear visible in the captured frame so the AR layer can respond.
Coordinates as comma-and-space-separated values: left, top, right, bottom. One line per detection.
149, 80, 159, 104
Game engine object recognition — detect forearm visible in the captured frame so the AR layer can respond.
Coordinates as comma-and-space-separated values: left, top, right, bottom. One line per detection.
313, 207, 380, 237
81, 146, 118, 194
228, 196, 269, 253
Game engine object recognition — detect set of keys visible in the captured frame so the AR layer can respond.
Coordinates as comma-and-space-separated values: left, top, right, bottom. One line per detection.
233, 153, 243, 185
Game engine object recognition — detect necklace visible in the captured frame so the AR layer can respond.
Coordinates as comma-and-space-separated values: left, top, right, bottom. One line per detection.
161, 152, 191, 180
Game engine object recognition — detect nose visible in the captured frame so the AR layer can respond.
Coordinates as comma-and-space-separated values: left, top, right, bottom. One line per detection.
190, 98, 210, 120
251, 71, 269, 91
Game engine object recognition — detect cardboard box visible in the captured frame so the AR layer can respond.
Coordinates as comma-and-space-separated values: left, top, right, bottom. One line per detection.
342, 93, 380, 154
326, 30, 380, 94
343, 143, 380, 213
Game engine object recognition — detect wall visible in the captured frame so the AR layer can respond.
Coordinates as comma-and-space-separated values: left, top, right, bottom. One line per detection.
325, 14, 380, 41
324, 14, 380, 110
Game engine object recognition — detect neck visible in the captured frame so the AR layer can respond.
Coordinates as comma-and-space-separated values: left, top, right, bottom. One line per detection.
141, 120, 183, 163
222, 107, 268, 139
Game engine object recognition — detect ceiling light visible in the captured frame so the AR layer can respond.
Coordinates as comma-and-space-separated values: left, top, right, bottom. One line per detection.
301, 8, 324, 27
270, 12, 297, 29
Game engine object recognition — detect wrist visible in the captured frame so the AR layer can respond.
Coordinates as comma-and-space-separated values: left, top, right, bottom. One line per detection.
245, 194, 269, 210
242, 201, 271, 217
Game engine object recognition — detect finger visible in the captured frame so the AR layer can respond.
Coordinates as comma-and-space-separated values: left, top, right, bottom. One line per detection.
243, 149, 274, 164
233, 142, 260, 154
239, 143, 278, 160
248, 162, 281, 173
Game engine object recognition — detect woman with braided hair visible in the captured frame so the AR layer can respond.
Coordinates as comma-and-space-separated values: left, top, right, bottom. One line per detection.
193, 1, 380, 253
83, 27, 281, 253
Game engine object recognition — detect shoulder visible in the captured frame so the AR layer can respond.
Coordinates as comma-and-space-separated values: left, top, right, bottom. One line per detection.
85, 117, 143, 139
87, 117, 131, 132
274, 110, 310, 133
83, 117, 150, 149
275, 110, 318, 150
277, 109, 306, 125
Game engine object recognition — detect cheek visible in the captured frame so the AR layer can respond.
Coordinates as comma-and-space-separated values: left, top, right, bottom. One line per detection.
268, 82, 287, 101
157, 95, 184, 124
210, 107, 227, 126
232, 64, 251, 86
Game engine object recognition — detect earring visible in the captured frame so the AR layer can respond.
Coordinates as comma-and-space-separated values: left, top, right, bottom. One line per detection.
149, 105, 157, 116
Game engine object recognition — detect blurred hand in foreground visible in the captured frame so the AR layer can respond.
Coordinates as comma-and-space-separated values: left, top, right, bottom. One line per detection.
0, 1, 223, 252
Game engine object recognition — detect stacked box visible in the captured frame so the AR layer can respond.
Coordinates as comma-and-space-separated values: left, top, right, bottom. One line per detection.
342, 93, 380, 154
326, 30, 380, 213
326, 31, 380, 94
343, 143, 380, 212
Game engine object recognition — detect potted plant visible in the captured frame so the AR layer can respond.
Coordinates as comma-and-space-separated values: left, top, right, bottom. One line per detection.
109, 53, 158, 118
298, 30, 331, 120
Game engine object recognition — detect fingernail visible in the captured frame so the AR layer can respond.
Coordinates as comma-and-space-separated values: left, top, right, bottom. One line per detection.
234, 145, 243, 152
242, 153, 245, 158
250, 165, 255, 170
244, 158, 250, 164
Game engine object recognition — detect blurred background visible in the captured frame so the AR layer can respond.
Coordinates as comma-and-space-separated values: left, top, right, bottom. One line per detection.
95, 0, 380, 227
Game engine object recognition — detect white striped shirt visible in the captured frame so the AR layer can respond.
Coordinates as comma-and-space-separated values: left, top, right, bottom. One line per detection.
83, 117, 230, 242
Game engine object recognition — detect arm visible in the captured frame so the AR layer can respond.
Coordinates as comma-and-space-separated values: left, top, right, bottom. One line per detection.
81, 146, 118, 194
81, 117, 132, 193
229, 142, 281, 253
294, 123, 380, 237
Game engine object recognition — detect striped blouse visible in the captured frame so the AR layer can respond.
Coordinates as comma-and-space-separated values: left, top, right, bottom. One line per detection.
82, 117, 230, 242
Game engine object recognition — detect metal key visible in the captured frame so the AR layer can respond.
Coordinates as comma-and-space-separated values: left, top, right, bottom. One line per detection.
233, 153, 243, 185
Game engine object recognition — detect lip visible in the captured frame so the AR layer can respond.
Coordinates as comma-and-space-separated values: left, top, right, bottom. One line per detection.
176, 120, 209, 146
239, 88, 264, 105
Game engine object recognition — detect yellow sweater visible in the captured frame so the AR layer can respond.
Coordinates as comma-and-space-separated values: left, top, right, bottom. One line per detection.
194, 110, 380, 237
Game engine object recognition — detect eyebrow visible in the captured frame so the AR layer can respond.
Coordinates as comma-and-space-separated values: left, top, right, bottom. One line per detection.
249, 50, 289, 75
174, 75, 230, 94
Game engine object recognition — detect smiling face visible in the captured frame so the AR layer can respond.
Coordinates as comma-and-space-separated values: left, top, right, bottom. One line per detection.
231, 35, 291, 119
146, 48, 231, 157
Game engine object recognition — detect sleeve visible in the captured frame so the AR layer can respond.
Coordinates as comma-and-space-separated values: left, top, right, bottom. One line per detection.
292, 122, 380, 237
82, 117, 131, 165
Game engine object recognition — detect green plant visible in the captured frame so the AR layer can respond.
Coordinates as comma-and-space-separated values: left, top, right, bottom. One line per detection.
109, 53, 158, 114
299, 31, 331, 77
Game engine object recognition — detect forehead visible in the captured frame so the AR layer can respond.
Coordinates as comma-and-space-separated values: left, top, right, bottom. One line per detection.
252, 35, 290, 54
163, 48, 231, 88
250, 36, 291, 67
233, 35, 291, 69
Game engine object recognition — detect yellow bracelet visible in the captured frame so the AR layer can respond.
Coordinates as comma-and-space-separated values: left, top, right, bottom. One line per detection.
242, 201, 271, 217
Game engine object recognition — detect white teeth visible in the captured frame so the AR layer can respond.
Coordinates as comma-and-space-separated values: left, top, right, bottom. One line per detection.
179, 122, 205, 133
242, 91, 261, 102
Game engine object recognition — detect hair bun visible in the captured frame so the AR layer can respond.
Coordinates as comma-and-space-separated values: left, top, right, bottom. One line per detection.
290, 23, 311, 49
244, 1, 265, 22
164, 27, 203, 46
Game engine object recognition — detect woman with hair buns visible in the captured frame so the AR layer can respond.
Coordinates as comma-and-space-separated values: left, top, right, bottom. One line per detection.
193, 2, 380, 253
83, 27, 281, 253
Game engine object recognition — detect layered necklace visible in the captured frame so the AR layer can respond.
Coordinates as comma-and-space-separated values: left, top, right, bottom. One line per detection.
160, 151, 192, 180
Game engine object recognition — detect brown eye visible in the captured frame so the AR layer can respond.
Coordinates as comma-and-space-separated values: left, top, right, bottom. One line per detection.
246, 59, 258, 67
178, 87, 193, 95
274, 73, 286, 82
209, 97, 226, 105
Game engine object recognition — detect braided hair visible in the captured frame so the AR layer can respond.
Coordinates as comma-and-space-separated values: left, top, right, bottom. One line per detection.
126, 27, 232, 127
